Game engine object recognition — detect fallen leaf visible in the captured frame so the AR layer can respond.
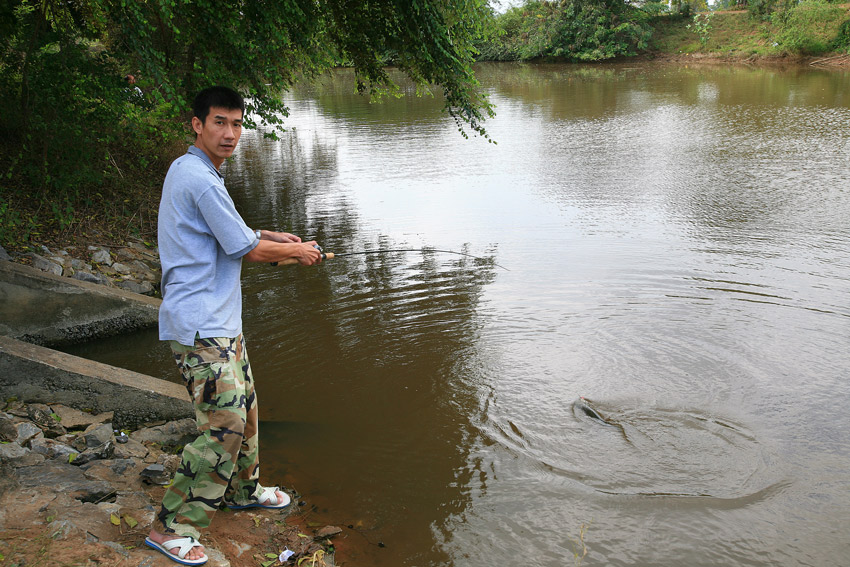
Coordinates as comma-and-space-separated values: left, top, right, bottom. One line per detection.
123, 515, 138, 529
110, 514, 121, 526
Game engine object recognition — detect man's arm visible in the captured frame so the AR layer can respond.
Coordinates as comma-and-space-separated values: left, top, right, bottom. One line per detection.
243, 230, 323, 265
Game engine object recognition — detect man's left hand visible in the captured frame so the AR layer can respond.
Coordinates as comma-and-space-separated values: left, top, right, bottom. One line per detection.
260, 230, 301, 243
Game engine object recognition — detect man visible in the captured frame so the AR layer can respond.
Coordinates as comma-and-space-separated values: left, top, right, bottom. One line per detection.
145, 86, 322, 565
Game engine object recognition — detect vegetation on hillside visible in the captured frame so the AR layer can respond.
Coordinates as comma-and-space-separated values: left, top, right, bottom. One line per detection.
1, 0, 848, 254
478, 0, 850, 60
0, 0, 494, 251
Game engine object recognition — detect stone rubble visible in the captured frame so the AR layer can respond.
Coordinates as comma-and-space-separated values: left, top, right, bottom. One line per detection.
0, 238, 162, 296
0, 399, 340, 567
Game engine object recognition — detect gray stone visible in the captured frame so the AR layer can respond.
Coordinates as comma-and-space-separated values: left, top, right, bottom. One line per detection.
27, 403, 67, 438
140, 463, 170, 485
15, 421, 44, 446
131, 418, 198, 448
0, 244, 11, 261
28, 253, 63, 276
51, 405, 113, 430
117, 279, 154, 295
206, 547, 232, 567
101, 540, 130, 558
113, 437, 149, 460
72, 441, 114, 465
30, 437, 79, 461
112, 262, 131, 274
16, 459, 116, 503
90, 248, 113, 266
69, 258, 90, 271
133, 260, 159, 279
83, 423, 114, 448
80, 458, 138, 486
0, 413, 18, 442
70, 270, 103, 285
0, 442, 45, 467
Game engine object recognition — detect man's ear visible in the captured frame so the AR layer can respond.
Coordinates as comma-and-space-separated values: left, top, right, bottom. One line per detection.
191, 116, 203, 136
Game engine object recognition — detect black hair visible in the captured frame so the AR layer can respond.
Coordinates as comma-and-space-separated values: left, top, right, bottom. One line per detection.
192, 86, 245, 124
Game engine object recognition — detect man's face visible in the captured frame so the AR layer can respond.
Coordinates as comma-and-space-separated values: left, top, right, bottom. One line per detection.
192, 106, 243, 169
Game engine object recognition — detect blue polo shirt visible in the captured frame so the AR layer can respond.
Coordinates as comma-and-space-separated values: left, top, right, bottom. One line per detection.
158, 146, 259, 346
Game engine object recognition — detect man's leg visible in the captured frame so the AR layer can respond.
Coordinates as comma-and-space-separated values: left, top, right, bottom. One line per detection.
220, 336, 288, 507
149, 336, 250, 557
223, 335, 261, 504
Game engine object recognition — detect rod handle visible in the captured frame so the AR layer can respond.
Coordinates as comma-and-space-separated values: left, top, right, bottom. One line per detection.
270, 252, 333, 267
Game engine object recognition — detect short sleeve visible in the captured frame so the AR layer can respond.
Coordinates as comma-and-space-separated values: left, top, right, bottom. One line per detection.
196, 185, 259, 258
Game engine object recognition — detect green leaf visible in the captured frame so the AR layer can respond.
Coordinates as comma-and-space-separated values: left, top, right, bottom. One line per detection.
110, 513, 121, 526
123, 515, 138, 528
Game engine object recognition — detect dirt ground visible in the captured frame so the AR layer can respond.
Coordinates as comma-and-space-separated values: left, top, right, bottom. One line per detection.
0, 468, 344, 567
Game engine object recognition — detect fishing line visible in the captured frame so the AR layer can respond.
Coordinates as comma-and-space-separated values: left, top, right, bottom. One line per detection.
272, 247, 509, 270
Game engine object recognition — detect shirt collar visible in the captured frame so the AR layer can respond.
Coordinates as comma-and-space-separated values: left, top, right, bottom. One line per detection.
187, 145, 224, 180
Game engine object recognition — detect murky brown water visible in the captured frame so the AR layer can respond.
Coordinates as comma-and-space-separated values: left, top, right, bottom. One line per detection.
67, 62, 850, 566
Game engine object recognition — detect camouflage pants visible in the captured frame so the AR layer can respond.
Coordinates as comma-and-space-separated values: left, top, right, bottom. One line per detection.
155, 335, 262, 539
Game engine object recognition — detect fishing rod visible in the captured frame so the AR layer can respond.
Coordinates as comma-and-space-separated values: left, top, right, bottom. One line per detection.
271, 246, 509, 270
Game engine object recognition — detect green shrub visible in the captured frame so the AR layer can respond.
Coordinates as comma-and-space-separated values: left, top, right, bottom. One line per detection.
772, 0, 848, 55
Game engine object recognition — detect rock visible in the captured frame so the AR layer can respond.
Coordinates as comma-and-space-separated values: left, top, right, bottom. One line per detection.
28, 252, 63, 275
29, 438, 79, 461
80, 458, 140, 485
90, 248, 113, 266
72, 270, 109, 285
16, 460, 116, 503
133, 260, 160, 280
140, 463, 170, 485
16, 421, 43, 445
0, 412, 18, 443
131, 418, 198, 448
69, 257, 90, 271
73, 441, 115, 466
0, 442, 45, 467
112, 262, 131, 274
316, 526, 343, 539
113, 437, 149, 460
100, 541, 130, 558
117, 279, 154, 295
0, 461, 18, 498
83, 423, 115, 448
27, 403, 67, 439
0, 244, 11, 261
50, 405, 113, 430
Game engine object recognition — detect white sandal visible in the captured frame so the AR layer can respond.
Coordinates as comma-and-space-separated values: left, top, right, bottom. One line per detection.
144, 536, 208, 565
226, 485, 291, 509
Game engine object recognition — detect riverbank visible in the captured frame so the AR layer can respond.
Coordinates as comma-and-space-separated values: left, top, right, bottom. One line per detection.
0, 400, 340, 567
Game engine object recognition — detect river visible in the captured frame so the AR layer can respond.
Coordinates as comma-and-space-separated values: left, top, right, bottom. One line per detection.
66, 61, 850, 566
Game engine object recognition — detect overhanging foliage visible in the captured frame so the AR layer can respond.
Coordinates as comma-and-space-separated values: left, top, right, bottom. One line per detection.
0, 0, 494, 246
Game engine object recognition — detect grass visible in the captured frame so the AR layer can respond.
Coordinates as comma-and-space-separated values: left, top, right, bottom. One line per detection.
646, 3, 850, 58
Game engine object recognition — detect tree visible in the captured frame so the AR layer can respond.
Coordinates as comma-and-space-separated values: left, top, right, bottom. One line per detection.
0, 0, 495, 245
477, 0, 653, 61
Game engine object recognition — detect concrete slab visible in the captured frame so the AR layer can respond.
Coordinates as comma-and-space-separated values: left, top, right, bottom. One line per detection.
0, 260, 160, 347
0, 335, 191, 429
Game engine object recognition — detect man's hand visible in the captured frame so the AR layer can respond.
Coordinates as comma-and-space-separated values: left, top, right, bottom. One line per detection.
259, 230, 301, 244
294, 241, 323, 265
244, 236, 323, 265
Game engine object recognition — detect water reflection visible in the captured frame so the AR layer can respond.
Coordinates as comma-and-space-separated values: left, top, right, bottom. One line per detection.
62, 62, 850, 567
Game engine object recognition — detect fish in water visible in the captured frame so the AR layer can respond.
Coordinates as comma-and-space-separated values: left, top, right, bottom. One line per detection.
576, 397, 633, 444
577, 396, 610, 424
